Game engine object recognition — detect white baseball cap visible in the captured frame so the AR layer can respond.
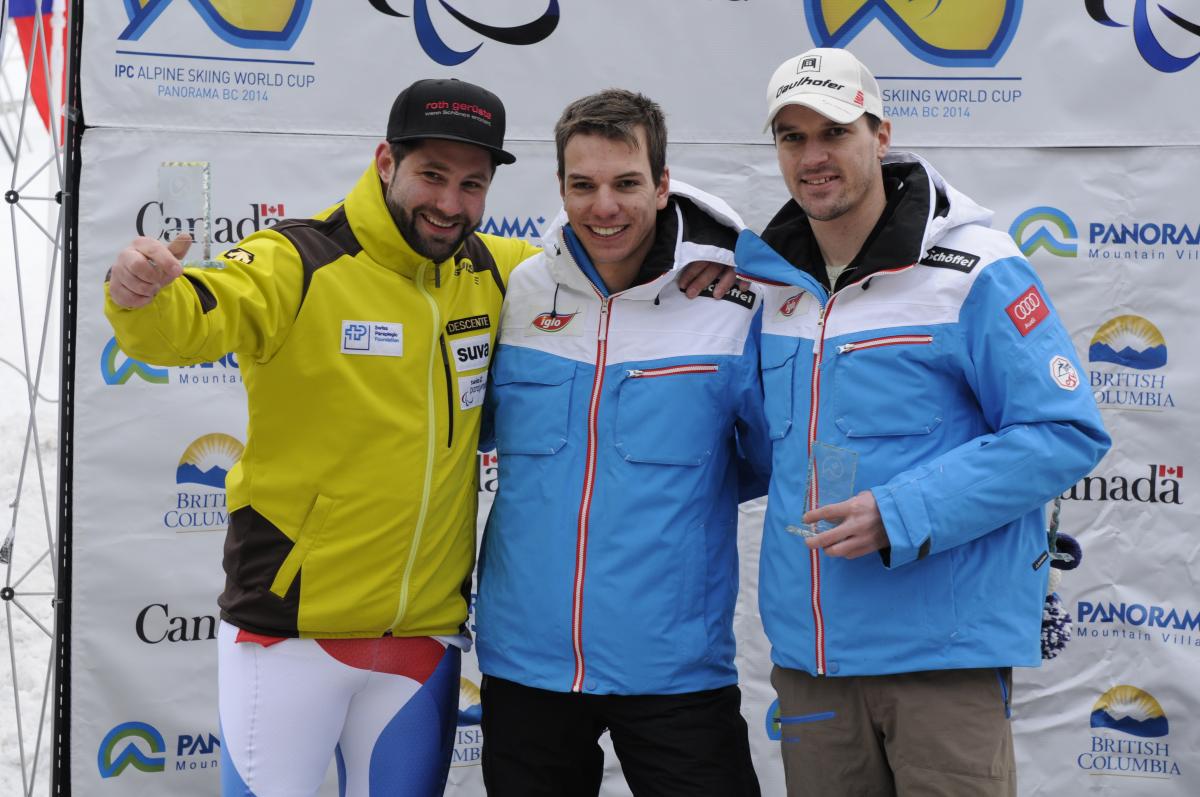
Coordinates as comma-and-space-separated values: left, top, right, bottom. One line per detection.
764, 48, 883, 132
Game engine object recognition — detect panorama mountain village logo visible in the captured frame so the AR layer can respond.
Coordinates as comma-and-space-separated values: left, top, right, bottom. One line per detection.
100, 337, 241, 388
118, 0, 559, 65
1086, 0, 1200, 73
1086, 315, 1175, 411
1074, 594, 1200, 651
166, 433, 242, 532
1009, 206, 1200, 263
98, 720, 220, 778
1077, 685, 1182, 778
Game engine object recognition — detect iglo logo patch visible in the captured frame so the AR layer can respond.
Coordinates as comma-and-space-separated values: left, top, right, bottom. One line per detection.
532, 312, 576, 333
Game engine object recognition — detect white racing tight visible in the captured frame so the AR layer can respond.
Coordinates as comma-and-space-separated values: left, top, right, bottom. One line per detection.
217, 621, 460, 796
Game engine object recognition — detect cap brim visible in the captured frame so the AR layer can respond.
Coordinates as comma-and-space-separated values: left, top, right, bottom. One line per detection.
764, 95, 865, 133
388, 132, 517, 165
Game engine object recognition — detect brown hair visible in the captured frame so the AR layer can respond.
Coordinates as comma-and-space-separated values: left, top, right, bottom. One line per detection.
554, 89, 667, 184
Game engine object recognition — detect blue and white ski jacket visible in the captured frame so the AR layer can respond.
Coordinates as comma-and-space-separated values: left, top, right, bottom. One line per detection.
476, 181, 771, 695
737, 154, 1110, 677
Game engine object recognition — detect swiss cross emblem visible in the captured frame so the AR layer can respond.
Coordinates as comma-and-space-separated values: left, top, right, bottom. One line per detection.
854, 90, 864, 107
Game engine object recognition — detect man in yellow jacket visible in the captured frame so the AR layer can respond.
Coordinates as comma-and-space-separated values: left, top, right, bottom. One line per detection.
105, 78, 537, 797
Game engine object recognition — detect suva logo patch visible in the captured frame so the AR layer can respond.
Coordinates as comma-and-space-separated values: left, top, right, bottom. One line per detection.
1009, 206, 1079, 258
1086, 0, 1200, 73
369, 0, 560, 66
97, 721, 167, 778
805, 0, 1021, 67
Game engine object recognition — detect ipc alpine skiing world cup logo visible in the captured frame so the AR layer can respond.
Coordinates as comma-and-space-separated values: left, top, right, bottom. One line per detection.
805, 0, 1021, 66
1086, 0, 1200, 72
118, 0, 560, 65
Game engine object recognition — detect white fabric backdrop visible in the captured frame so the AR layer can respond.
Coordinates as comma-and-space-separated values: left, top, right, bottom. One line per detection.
68, 1, 1200, 794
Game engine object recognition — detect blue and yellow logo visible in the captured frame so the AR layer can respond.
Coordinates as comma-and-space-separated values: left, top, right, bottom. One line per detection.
119, 0, 313, 50
1090, 685, 1169, 738
1089, 316, 1167, 370
1009, 206, 1078, 258
805, 0, 1022, 67
176, 433, 243, 487
458, 677, 482, 726
97, 721, 166, 778
1087, 0, 1200, 73
100, 336, 169, 385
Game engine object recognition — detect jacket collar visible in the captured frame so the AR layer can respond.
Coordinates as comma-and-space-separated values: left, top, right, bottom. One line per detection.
342, 164, 462, 281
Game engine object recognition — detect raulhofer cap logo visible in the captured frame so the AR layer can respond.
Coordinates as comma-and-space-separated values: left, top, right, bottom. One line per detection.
765, 47, 883, 130
387, 78, 516, 165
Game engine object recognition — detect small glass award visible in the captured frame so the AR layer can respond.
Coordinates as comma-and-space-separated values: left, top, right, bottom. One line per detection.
158, 161, 222, 268
786, 442, 857, 538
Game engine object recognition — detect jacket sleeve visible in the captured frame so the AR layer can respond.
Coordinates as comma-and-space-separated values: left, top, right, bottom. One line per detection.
103, 230, 305, 366
734, 305, 772, 502
871, 255, 1111, 568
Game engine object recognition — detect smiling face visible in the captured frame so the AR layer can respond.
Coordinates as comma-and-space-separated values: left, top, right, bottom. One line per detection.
772, 104, 890, 226
559, 127, 669, 285
375, 138, 493, 263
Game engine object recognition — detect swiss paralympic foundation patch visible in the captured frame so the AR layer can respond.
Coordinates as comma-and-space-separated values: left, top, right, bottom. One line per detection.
1006, 284, 1049, 336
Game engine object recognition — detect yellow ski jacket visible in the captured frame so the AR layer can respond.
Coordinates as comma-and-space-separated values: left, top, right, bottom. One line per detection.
105, 164, 538, 638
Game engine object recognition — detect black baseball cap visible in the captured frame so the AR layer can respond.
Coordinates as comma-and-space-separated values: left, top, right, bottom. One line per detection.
386, 78, 516, 165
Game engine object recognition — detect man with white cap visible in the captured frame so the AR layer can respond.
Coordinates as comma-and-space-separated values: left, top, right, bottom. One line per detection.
735, 48, 1109, 795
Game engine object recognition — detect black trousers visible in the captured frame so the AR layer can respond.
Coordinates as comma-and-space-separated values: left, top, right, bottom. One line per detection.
480, 675, 761, 797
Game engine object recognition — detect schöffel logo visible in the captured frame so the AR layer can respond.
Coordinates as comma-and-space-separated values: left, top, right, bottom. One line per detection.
168, 433, 241, 532
119, 0, 312, 49
1061, 464, 1183, 504
452, 677, 483, 767
1009, 206, 1078, 258
1087, 0, 1200, 73
1077, 685, 1181, 778
100, 336, 241, 388
1087, 315, 1175, 411
805, 0, 1021, 67
920, 246, 980, 272
97, 721, 167, 778
369, 0, 560, 66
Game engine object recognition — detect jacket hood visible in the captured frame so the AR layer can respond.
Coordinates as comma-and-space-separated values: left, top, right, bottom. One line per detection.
539, 178, 744, 300
750, 152, 992, 288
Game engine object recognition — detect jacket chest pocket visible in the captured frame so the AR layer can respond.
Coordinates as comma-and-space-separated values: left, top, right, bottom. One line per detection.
613, 363, 723, 466
760, 336, 801, 441
492, 355, 576, 455
830, 333, 944, 437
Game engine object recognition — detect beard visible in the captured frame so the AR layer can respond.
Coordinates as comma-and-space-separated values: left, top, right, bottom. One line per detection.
385, 179, 476, 264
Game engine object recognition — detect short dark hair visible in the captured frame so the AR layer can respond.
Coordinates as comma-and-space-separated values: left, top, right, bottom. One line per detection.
388, 139, 499, 174
554, 89, 667, 184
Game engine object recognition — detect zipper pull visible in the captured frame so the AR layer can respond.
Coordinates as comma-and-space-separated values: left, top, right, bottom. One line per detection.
816, 304, 827, 327
598, 300, 610, 341
434, 262, 442, 288
627, 369, 643, 378
837, 343, 852, 354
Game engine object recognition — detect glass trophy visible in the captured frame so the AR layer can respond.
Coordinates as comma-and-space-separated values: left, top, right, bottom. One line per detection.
158, 161, 222, 268
786, 442, 858, 538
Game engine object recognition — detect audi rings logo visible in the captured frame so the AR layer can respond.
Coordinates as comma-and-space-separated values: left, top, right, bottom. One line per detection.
1009, 206, 1078, 258
1013, 292, 1042, 320
370, 0, 560, 66
1005, 285, 1049, 336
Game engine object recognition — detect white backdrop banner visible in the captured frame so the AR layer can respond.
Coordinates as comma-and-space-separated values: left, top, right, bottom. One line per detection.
67, 2, 1200, 795
80, 1, 1200, 146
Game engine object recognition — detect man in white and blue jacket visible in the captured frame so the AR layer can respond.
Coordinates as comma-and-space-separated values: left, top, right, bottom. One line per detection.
738, 49, 1110, 796
476, 89, 769, 796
